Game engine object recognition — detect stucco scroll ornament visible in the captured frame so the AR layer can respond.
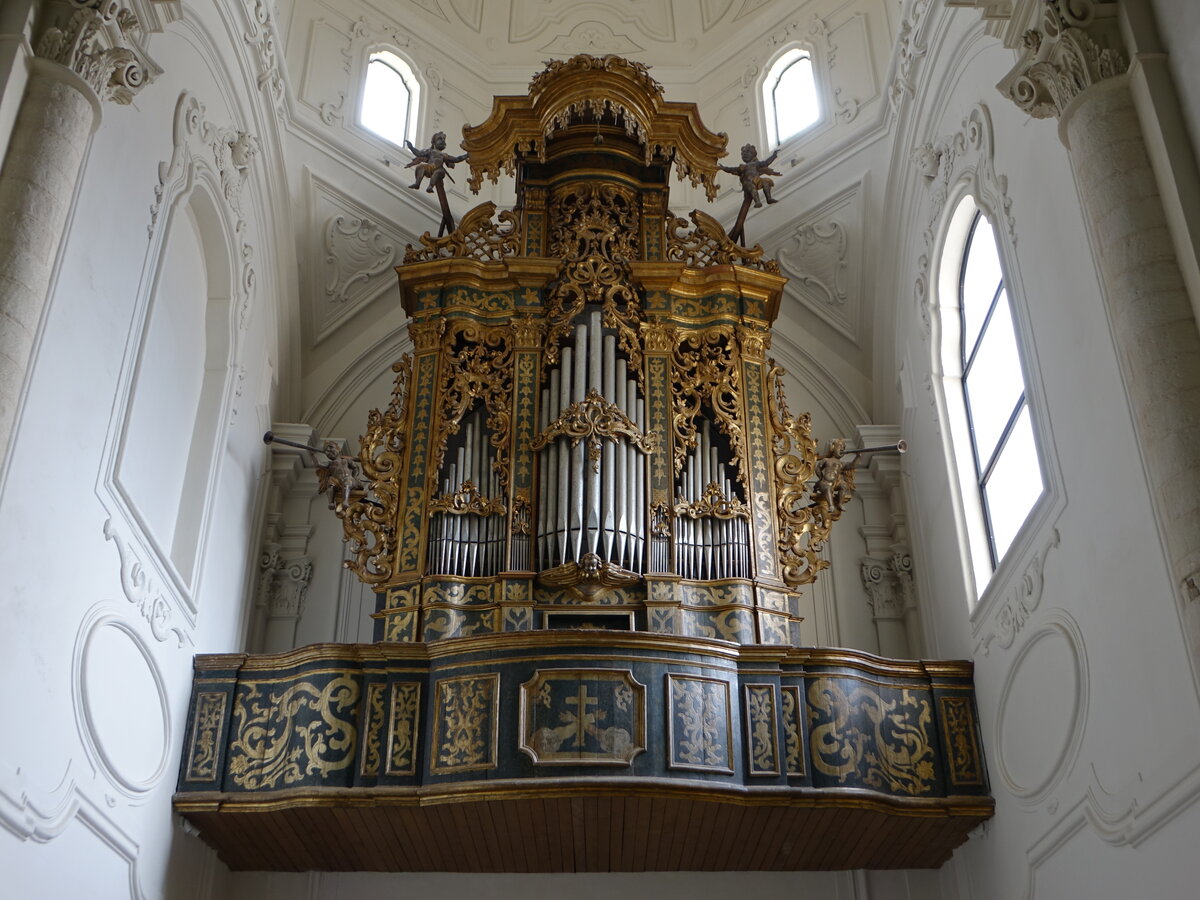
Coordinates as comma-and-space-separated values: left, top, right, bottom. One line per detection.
976, 529, 1061, 655
910, 104, 1014, 334
102, 518, 192, 647
324, 215, 398, 305
778, 219, 849, 307
888, 0, 932, 111
244, 0, 286, 113
999, 0, 1128, 121
36, 1, 162, 105
149, 92, 260, 327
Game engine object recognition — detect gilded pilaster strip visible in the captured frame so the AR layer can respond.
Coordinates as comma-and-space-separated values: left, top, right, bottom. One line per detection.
939, 695, 984, 788
184, 692, 228, 783
745, 684, 780, 776
741, 359, 780, 582
781, 685, 805, 776
385, 682, 421, 776
395, 341, 441, 578
359, 682, 387, 776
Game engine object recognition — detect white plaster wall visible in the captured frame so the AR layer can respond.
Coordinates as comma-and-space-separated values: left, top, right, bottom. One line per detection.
882, 6, 1200, 899
0, 3, 291, 897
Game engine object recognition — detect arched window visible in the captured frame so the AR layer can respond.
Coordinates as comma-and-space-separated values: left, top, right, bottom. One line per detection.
359, 50, 419, 147
763, 48, 820, 147
939, 198, 1045, 594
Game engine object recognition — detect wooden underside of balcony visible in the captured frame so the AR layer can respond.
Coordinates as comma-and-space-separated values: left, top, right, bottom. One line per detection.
176, 780, 992, 872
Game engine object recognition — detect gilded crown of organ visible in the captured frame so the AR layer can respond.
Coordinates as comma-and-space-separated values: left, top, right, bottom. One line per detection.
325, 54, 856, 644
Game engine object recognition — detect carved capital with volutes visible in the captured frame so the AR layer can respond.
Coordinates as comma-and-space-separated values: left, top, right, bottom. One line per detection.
640, 319, 677, 354
511, 314, 546, 350
861, 555, 911, 621
36, 1, 162, 105
738, 325, 770, 362
408, 316, 446, 352
997, 0, 1128, 119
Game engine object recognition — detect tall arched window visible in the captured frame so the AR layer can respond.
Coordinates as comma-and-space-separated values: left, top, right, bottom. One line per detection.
939, 198, 1045, 594
359, 50, 419, 147
763, 48, 820, 147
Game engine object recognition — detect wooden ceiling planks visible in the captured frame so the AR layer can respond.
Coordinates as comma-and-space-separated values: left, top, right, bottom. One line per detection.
177, 788, 991, 872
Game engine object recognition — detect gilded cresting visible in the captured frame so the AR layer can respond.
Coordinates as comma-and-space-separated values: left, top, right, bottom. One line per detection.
174, 55, 992, 873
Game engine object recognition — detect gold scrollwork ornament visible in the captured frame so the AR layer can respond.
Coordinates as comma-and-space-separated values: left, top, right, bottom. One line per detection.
333, 355, 412, 584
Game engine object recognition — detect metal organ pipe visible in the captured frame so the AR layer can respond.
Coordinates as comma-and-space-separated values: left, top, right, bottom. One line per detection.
427, 406, 506, 578
534, 311, 648, 574
674, 418, 751, 581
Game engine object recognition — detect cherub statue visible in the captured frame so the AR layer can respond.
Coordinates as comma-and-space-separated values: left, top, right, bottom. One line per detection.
812, 437, 853, 512
720, 143, 781, 208
404, 131, 469, 235
720, 143, 783, 244
404, 131, 467, 193
311, 440, 361, 511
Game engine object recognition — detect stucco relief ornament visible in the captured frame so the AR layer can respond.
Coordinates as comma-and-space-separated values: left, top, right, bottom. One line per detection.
37, 0, 162, 105
1000, 0, 1129, 120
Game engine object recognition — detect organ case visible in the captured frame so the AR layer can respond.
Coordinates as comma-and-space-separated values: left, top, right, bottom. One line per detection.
330, 55, 856, 646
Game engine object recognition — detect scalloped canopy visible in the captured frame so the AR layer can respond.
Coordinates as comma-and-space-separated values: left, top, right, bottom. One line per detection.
461, 54, 728, 200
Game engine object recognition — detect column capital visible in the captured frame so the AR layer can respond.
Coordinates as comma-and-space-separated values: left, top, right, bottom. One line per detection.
992, 0, 1128, 120
35, 1, 161, 108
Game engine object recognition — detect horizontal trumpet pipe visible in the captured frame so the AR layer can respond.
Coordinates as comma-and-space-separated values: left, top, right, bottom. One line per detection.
850, 440, 908, 456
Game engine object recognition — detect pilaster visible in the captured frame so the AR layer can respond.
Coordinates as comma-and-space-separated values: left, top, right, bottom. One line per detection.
251, 424, 323, 652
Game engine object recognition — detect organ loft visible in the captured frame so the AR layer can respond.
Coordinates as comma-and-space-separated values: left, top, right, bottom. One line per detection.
175, 55, 992, 872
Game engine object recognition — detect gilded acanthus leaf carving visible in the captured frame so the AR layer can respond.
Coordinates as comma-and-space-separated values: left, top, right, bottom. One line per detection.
674, 481, 749, 520
767, 361, 854, 588
429, 480, 507, 516
532, 388, 659, 472
433, 324, 514, 493
403, 201, 520, 263
332, 355, 412, 584
548, 181, 640, 261
671, 326, 747, 484
665, 209, 780, 274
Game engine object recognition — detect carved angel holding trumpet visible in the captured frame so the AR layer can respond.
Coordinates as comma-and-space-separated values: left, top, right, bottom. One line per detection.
262, 432, 364, 511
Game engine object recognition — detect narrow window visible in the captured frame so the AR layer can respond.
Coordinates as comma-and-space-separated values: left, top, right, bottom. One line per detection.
360, 51, 418, 147
763, 48, 820, 146
950, 207, 1044, 584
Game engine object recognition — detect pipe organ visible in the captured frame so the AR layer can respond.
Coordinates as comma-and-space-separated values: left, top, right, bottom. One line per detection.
176, 55, 991, 872
323, 54, 865, 643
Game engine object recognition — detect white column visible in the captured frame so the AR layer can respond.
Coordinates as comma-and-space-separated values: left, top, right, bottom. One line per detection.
995, 0, 1200, 667
0, 1, 158, 465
